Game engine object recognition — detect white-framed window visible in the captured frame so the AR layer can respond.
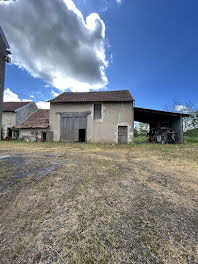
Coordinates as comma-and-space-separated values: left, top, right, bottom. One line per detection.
93, 104, 102, 120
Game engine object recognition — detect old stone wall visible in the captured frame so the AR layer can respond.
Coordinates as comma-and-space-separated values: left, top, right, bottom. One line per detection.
50, 102, 134, 143
20, 128, 49, 142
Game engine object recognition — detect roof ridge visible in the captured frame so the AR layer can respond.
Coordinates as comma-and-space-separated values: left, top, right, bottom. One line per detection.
61, 89, 130, 93
48, 90, 134, 103
3, 101, 33, 112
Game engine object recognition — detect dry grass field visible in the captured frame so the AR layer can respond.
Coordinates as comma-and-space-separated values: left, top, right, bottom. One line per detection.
0, 141, 198, 264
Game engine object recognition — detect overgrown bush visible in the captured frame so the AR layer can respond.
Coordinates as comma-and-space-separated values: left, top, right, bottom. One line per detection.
184, 128, 198, 137
12, 126, 20, 140
134, 127, 139, 137
1, 126, 4, 140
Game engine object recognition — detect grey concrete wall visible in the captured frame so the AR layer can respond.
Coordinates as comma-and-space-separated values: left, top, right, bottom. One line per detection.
16, 102, 38, 126
50, 102, 134, 143
0, 36, 6, 138
20, 128, 49, 142
2, 112, 16, 138
2, 112, 16, 126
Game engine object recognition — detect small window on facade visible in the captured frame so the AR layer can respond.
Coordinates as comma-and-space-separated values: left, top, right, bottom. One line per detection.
94, 104, 102, 119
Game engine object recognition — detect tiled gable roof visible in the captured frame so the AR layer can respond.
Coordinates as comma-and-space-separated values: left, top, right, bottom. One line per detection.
48, 90, 134, 103
18, 109, 49, 129
3, 102, 32, 112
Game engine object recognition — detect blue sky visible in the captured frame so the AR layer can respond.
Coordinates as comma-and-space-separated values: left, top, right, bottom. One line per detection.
2, 0, 198, 109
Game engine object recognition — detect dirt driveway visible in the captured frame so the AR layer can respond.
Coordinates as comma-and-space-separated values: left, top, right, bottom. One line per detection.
0, 142, 198, 264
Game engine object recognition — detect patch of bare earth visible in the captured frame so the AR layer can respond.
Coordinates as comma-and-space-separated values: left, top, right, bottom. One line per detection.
0, 142, 197, 263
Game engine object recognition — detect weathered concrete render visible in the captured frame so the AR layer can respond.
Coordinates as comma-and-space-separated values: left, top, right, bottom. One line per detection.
49, 102, 134, 143
2, 102, 38, 138
2, 112, 16, 138
20, 128, 49, 142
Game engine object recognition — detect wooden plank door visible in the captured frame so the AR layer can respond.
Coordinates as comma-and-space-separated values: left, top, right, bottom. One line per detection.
118, 126, 128, 144
60, 117, 74, 142
60, 116, 87, 142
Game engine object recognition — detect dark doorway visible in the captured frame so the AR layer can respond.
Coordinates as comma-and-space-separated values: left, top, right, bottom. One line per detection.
42, 132, 47, 142
118, 126, 128, 144
79, 129, 86, 142
7, 128, 12, 138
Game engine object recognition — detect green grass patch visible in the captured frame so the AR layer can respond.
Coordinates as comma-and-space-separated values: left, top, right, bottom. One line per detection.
134, 136, 147, 142
184, 136, 198, 143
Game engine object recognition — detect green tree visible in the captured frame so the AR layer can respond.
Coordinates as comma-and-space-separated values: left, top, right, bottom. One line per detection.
192, 110, 198, 129
139, 123, 149, 136
134, 127, 139, 137
164, 100, 198, 132
184, 128, 198, 137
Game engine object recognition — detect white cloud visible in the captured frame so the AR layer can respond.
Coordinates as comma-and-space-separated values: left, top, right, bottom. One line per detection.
4, 88, 49, 109
175, 105, 190, 113
115, 0, 122, 5
0, 0, 108, 92
4, 88, 21, 102
3, 88, 30, 102
30, 95, 35, 99
52, 90, 60, 97
36, 101, 50, 109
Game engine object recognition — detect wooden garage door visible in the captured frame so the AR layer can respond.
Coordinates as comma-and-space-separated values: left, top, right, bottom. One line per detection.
118, 126, 128, 144
60, 116, 87, 142
60, 117, 73, 142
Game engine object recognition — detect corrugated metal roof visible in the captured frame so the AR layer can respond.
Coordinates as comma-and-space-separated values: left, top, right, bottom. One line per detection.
134, 107, 190, 117
134, 107, 190, 123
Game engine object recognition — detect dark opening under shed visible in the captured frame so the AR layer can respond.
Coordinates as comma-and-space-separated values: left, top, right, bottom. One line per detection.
134, 107, 189, 143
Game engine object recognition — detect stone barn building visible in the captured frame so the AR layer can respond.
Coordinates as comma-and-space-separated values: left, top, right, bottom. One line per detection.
46, 90, 187, 144
48, 90, 135, 144
18, 109, 51, 142
2, 102, 37, 139
5, 90, 186, 145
